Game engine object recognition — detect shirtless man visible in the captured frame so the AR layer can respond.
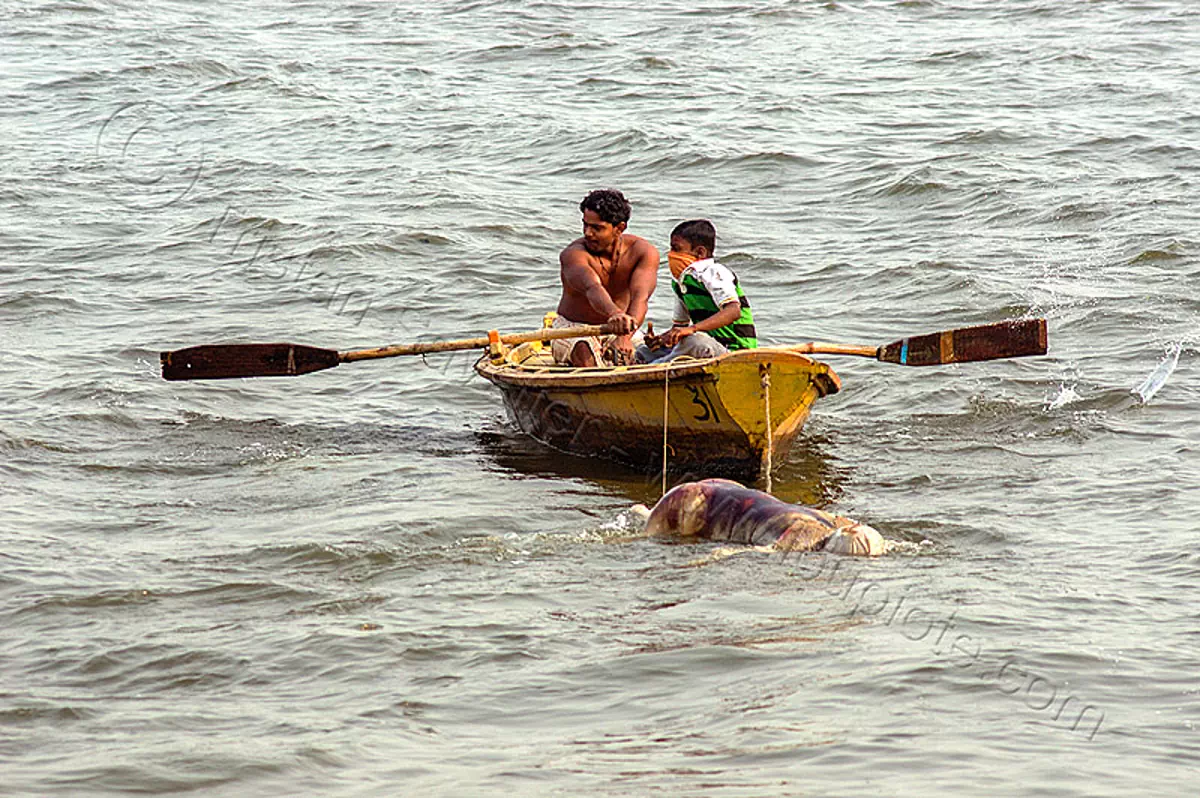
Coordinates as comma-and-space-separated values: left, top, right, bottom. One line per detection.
553, 189, 660, 366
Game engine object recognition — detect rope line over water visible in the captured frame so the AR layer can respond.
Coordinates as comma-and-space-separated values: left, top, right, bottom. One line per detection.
661, 364, 671, 497
761, 366, 773, 494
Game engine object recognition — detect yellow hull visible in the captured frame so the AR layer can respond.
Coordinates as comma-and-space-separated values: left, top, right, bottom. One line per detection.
474, 342, 840, 476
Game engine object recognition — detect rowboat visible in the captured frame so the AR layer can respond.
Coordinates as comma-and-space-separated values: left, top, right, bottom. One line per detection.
474, 339, 841, 477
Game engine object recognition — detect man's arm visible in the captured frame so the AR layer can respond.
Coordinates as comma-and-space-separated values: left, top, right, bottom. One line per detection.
559, 249, 635, 332
622, 239, 660, 327
604, 239, 659, 363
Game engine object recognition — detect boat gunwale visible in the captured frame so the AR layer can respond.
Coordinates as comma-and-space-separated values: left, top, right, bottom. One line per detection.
474, 346, 841, 391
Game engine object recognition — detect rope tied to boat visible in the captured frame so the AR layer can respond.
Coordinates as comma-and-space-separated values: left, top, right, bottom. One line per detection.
761, 365, 773, 494
661, 363, 671, 497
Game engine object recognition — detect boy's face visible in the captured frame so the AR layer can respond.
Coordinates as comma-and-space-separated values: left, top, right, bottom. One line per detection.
669, 236, 704, 259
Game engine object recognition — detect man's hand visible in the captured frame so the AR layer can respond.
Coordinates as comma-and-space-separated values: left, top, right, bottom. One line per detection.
605, 311, 637, 335
605, 333, 636, 366
660, 325, 695, 347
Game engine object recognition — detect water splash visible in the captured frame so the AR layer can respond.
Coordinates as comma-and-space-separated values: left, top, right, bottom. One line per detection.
1046, 384, 1081, 410
1132, 343, 1182, 404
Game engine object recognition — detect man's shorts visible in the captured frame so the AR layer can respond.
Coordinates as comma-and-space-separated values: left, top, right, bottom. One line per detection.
549, 314, 645, 366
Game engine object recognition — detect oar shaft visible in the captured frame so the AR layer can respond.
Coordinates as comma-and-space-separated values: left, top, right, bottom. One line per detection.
339, 324, 611, 362
784, 342, 879, 358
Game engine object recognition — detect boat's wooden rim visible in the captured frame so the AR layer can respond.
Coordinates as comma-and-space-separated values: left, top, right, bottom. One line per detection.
474, 344, 840, 391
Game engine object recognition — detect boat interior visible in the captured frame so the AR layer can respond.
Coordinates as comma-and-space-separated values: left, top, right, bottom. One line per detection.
493, 340, 722, 375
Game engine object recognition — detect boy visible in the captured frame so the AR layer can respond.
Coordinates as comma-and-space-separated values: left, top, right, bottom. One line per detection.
636, 219, 757, 363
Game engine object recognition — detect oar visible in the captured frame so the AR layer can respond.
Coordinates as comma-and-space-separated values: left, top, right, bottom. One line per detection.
783, 318, 1047, 366
160, 323, 616, 381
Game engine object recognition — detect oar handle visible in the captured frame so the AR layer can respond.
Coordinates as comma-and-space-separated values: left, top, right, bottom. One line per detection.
339, 324, 614, 362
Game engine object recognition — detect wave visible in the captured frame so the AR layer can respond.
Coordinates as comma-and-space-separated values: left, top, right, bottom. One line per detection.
0, 429, 77, 456
916, 49, 991, 66
636, 55, 676, 70
1034, 201, 1112, 225
201, 73, 334, 101
34, 58, 238, 90
641, 149, 824, 175
296, 241, 406, 261
0, 702, 94, 726
0, 291, 92, 314
876, 170, 952, 197
246, 541, 408, 571
936, 128, 1027, 147
464, 35, 607, 64
1129, 240, 1189, 264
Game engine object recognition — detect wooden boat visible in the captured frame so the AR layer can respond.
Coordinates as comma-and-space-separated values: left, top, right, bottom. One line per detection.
474, 339, 840, 477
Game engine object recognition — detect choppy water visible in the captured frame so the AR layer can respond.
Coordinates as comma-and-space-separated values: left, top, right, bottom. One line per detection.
2, 1, 1198, 795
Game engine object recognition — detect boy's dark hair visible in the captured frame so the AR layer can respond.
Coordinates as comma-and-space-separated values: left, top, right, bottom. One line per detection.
580, 189, 631, 226
670, 219, 717, 255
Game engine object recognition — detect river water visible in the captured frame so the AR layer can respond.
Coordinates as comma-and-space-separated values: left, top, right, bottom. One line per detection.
2, 1, 1198, 795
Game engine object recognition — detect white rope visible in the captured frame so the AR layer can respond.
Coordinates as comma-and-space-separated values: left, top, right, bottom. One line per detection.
661, 364, 670, 497
761, 367, 773, 494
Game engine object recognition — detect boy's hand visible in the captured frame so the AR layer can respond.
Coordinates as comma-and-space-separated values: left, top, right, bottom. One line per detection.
660, 325, 695, 347
642, 322, 662, 350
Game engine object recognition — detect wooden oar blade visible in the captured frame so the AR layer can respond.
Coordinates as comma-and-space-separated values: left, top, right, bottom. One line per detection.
160, 343, 341, 381
878, 318, 1047, 366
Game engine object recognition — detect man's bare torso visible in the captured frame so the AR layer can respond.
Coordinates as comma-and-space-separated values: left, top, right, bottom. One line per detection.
557, 234, 653, 323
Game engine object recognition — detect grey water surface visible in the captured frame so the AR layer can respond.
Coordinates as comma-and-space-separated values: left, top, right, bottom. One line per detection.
2, 1, 1198, 795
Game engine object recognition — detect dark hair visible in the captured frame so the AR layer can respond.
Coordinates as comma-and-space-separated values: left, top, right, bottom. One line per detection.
670, 219, 716, 255
580, 189, 631, 226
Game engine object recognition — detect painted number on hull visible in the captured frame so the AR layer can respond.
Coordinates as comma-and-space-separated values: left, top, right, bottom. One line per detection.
686, 385, 720, 423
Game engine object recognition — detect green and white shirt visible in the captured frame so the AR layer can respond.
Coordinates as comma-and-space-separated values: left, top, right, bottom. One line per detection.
671, 258, 757, 350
